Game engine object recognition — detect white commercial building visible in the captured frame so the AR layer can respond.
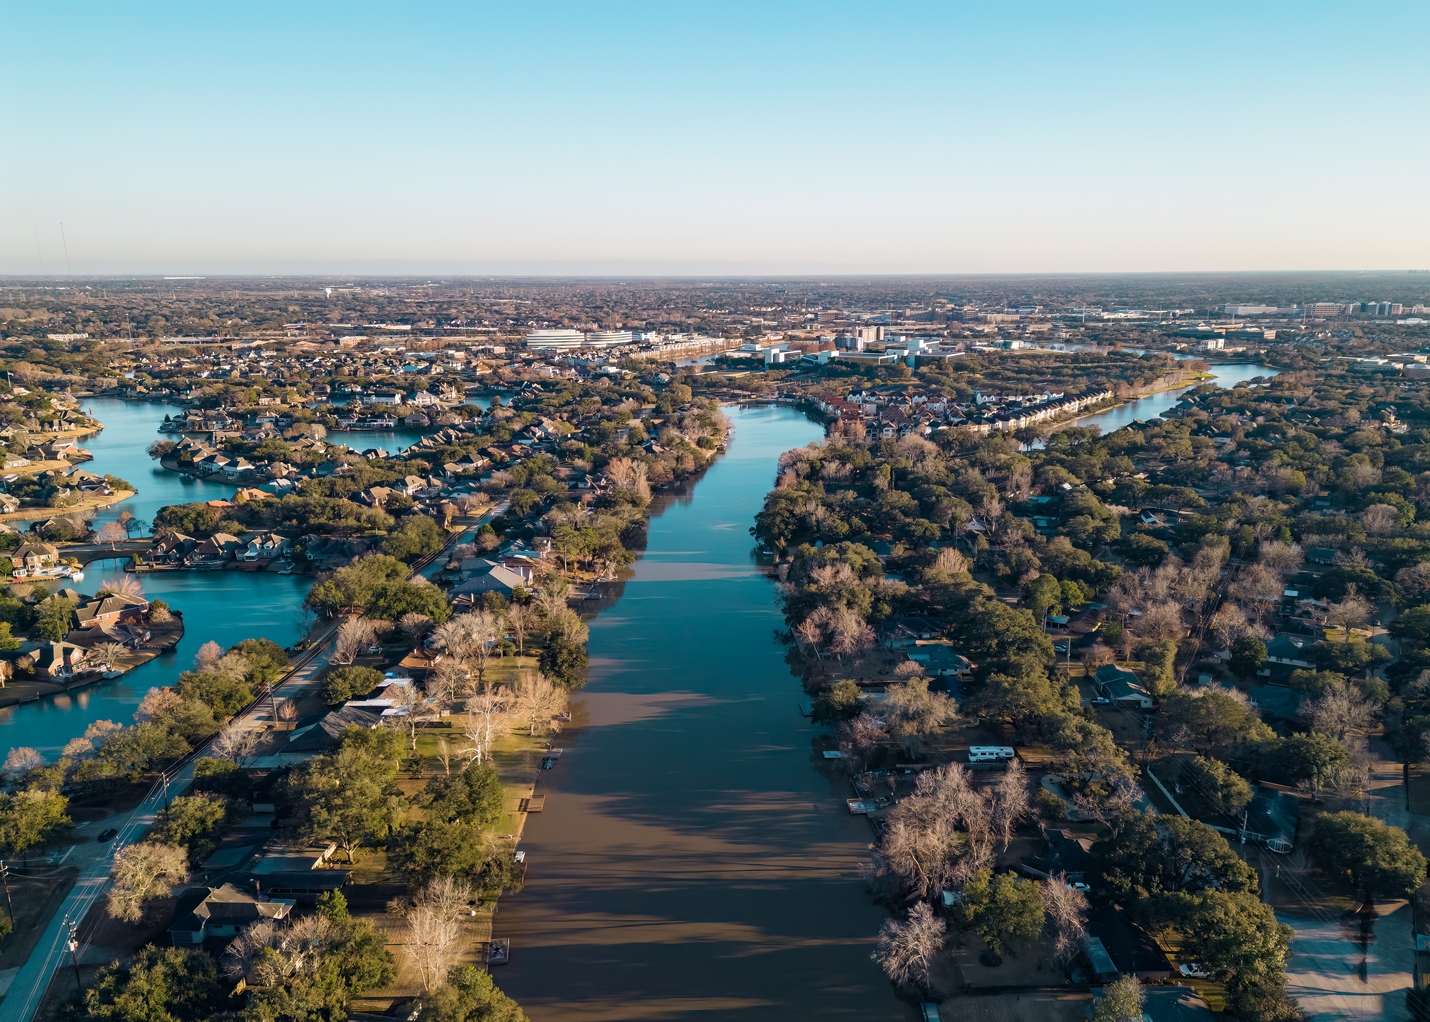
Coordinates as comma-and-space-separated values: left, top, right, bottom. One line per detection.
526, 328, 587, 350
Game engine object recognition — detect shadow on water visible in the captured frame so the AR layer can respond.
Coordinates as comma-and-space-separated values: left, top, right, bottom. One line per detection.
498, 404, 910, 1022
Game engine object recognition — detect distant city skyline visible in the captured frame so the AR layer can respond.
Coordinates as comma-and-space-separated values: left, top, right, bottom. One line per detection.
4, 1, 1428, 275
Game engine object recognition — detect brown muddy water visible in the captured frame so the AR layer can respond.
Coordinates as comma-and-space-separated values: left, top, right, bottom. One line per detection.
498, 404, 912, 1021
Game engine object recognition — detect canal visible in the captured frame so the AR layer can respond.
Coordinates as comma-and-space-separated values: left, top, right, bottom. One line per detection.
1069, 358, 1280, 435
498, 403, 907, 1021
0, 394, 486, 759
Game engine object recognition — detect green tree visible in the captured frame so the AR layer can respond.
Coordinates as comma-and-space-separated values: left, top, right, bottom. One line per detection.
388, 819, 488, 884
1094, 814, 1258, 899
423, 762, 505, 827
539, 635, 588, 687
1023, 573, 1063, 622
1309, 811, 1427, 897
368, 580, 452, 623
1272, 732, 1349, 788
320, 665, 385, 705
411, 965, 528, 1022
1391, 605, 1430, 648
0, 621, 21, 651
1160, 891, 1294, 996
1143, 639, 1177, 696
1183, 756, 1254, 816
1230, 634, 1268, 679
80, 946, 223, 1022
953, 868, 1046, 955
32, 595, 76, 641
812, 678, 863, 725
383, 515, 445, 562
176, 670, 253, 719
285, 729, 406, 863
1092, 974, 1145, 1022
1160, 689, 1274, 757
231, 637, 290, 686
150, 793, 232, 863
0, 789, 71, 859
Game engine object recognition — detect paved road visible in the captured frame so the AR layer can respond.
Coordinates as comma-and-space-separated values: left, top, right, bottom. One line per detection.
1272, 737, 1418, 1022
0, 625, 335, 1022
0, 513, 491, 1021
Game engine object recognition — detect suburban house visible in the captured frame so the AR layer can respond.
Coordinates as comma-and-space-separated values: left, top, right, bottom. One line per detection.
1263, 635, 1313, 670
168, 884, 295, 948
74, 592, 149, 628
152, 532, 198, 563
242, 532, 292, 561
1094, 664, 1154, 709
192, 532, 243, 563
451, 559, 529, 598
29, 640, 90, 681
10, 542, 58, 572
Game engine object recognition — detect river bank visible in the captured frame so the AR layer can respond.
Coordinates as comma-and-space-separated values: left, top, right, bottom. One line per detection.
0, 616, 184, 711
497, 402, 903, 1021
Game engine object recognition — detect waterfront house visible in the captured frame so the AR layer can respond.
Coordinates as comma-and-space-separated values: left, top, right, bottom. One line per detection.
452, 559, 529, 599
30, 640, 90, 681
191, 532, 243, 564
74, 592, 149, 628
10, 542, 58, 572
241, 532, 292, 561
152, 532, 198, 563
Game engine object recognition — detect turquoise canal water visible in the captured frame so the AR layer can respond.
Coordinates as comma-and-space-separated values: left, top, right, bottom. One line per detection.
1068, 358, 1279, 435
0, 394, 490, 758
498, 403, 908, 1021
0, 399, 315, 756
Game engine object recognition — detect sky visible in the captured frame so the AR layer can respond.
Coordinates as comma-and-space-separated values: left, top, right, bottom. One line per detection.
2, 1, 1428, 276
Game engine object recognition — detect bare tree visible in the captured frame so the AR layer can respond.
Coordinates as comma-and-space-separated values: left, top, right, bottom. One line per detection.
1325, 585, 1372, 641
514, 673, 566, 736
1134, 602, 1185, 644
396, 877, 474, 991
98, 574, 144, 598
871, 902, 945, 990
1043, 872, 1089, 965
332, 618, 377, 667
1258, 540, 1303, 577
462, 687, 512, 764
397, 612, 433, 649
884, 676, 955, 757
94, 642, 130, 669
3, 747, 44, 778
987, 759, 1032, 851
794, 617, 824, 659
933, 546, 967, 574
212, 724, 261, 765
837, 712, 886, 772
61, 736, 94, 759
1304, 681, 1379, 742
435, 737, 454, 776
108, 842, 188, 922
506, 603, 536, 655
133, 685, 184, 723
94, 521, 127, 548
85, 719, 123, 746
193, 640, 224, 672
385, 683, 426, 750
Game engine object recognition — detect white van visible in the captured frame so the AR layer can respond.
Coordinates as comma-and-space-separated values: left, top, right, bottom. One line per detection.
968, 746, 1016, 762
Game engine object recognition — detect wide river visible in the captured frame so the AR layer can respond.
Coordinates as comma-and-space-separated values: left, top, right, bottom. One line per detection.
498, 403, 906, 1021
0, 397, 434, 757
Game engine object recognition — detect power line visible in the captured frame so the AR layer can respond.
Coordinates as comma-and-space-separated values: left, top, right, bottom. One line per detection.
59, 223, 71, 276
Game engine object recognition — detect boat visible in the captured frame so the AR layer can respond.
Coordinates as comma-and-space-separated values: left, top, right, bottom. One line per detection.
487, 938, 510, 966
102, 669, 122, 680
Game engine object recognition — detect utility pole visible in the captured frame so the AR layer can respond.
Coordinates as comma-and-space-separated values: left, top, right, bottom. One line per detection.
0, 860, 13, 924
66, 917, 82, 989
161, 773, 170, 810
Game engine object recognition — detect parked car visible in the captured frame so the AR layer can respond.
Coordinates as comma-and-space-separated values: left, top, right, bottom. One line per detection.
1180, 962, 1211, 979
1066, 881, 1091, 894
97, 828, 118, 842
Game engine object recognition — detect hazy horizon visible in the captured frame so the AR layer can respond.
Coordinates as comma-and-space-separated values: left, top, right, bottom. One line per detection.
5, 2, 1428, 275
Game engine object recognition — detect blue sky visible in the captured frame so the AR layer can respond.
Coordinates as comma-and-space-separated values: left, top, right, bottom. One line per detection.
3, 1, 1427, 274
